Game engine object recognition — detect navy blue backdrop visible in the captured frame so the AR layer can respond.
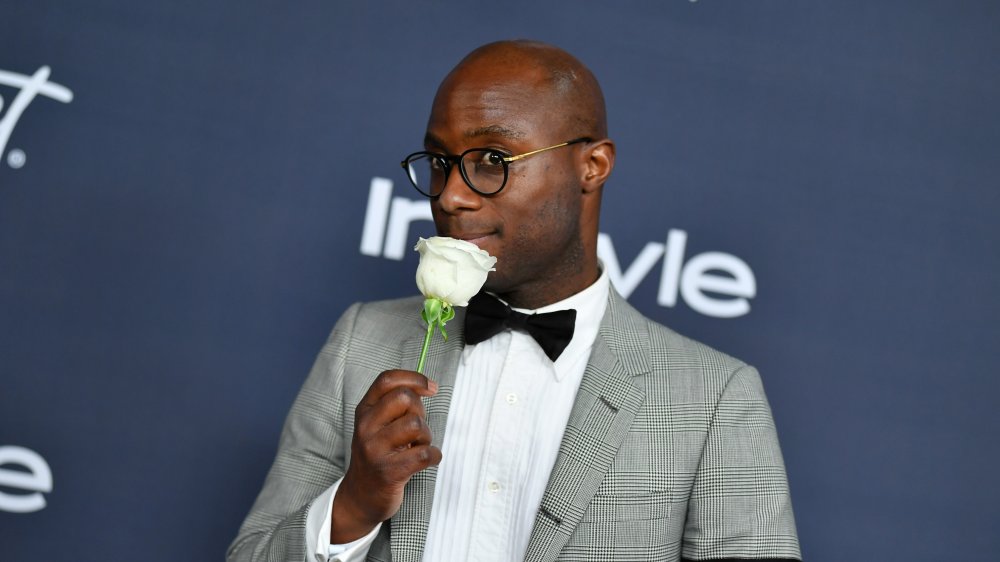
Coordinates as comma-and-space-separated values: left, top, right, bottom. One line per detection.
2, 2, 998, 560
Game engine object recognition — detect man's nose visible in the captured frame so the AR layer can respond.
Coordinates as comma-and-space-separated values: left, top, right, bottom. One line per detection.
435, 167, 482, 213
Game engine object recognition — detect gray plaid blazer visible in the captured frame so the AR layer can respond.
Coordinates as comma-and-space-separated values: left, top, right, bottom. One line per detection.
228, 289, 801, 561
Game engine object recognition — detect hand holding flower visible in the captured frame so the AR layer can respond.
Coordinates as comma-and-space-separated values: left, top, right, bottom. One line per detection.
331, 237, 495, 544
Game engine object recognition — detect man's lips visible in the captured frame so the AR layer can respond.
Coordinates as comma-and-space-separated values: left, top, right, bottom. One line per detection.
444, 231, 497, 246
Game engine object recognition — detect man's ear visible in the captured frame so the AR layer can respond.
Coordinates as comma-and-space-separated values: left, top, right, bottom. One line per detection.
580, 139, 615, 194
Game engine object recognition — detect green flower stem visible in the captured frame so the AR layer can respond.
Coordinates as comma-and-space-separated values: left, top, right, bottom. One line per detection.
416, 318, 435, 374
416, 297, 454, 375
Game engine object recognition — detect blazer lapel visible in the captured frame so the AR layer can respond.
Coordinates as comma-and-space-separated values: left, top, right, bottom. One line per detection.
523, 291, 650, 562
387, 307, 466, 562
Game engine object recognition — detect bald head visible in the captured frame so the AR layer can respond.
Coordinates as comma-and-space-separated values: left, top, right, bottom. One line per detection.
439, 40, 608, 140
423, 40, 616, 308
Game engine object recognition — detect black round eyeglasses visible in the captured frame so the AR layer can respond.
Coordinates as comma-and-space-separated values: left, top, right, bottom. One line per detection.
400, 137, 591, 198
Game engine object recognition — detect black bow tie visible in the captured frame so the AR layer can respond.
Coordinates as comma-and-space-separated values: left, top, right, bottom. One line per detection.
464, 292, 577, 362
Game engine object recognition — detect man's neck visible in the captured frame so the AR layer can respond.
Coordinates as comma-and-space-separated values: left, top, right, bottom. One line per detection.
498, 267, 601, 311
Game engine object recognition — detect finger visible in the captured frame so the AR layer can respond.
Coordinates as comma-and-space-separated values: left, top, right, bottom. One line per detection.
361, 370, 438, 407
353, 416, 434, 474
389, 444, 443, 476
358, 386, 429, 433
374, 413, 433, 451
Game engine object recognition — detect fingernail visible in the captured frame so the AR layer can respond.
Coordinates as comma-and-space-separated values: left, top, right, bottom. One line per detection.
428, 380, 439, 393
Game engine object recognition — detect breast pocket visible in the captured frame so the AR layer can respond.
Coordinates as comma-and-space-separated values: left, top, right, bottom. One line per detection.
579, 490, 674, 522
565, 491, 685, 561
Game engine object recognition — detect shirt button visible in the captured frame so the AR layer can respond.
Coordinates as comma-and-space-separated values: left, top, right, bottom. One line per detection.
488, 481, 501, 493
505, 393, 518, 405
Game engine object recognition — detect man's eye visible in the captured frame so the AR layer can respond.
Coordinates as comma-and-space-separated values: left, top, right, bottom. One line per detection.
469, 151, 506, 177
481, 151, 505, 167
429, 157, 447, 170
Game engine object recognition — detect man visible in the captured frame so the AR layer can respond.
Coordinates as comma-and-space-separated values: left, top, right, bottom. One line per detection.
229, 40, 800, 562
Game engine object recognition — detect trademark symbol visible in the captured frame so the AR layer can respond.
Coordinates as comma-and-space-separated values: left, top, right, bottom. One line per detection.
7, 148, 26, 169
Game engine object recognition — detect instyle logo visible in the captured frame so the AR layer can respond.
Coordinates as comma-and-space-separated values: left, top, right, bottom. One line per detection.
0, 66, 74, 170
0, 445, 53, 513
359, 177, 757, 318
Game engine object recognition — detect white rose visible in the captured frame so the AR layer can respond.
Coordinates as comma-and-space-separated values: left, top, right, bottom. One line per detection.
414, 236, 497, 307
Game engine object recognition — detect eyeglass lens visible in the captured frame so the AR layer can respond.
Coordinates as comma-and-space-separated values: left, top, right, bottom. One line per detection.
405, 149, 508, 197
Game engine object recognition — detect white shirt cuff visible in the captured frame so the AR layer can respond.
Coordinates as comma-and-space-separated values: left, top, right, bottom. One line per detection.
305, 477, 381, 562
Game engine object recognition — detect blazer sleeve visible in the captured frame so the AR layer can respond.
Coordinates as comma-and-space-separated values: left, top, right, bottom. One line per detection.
227, 303, 361, 562
681, 365, 802, 561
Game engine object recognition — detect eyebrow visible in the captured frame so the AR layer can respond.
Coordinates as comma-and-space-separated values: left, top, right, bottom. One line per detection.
423, 125, 527, 152
464, 125, 525, 140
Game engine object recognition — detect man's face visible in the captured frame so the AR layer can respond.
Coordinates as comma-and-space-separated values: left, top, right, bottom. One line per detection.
425, 64, 589, 305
